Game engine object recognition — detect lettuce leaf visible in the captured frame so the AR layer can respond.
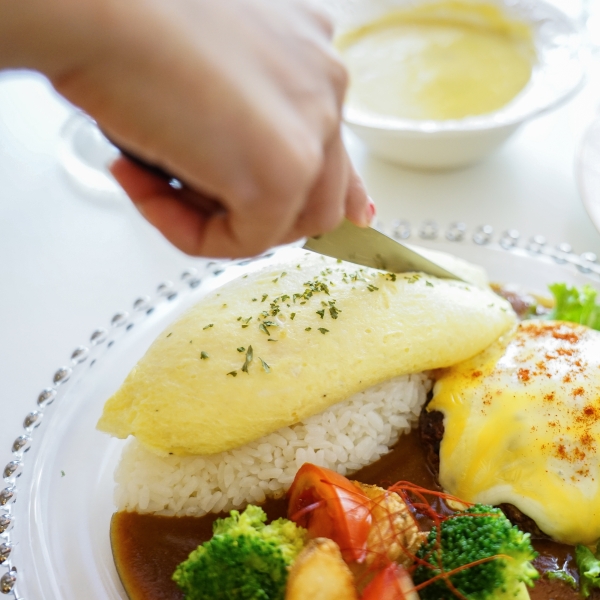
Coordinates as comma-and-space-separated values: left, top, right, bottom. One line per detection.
547, 283, 600, 330
576, 544, 600, 597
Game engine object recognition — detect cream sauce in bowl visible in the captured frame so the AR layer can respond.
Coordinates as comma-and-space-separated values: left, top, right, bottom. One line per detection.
337, 1, 535, 122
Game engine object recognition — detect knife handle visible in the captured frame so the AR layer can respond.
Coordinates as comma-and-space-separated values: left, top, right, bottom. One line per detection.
116, 146, 174, 182
103, 132, 178, 183
107, 136, 226, 215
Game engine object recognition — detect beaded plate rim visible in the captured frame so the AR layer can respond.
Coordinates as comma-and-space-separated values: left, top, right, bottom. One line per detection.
2, 219, 600, 598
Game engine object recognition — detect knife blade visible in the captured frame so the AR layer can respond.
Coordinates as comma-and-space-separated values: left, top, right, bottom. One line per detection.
303, 219, 464, 281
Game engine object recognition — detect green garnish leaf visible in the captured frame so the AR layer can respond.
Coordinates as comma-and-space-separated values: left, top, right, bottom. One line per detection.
546, 569, 577, 588
227, 371, 237, 377
290, 313, 296, 320
548, 283, 600, 329
259, 358, 271, 373
367, 284, 379, 292
576, 544, 600, 597
200, 351, 209, 360
203, 324, 214, 330
316, 309, 325, 319
241, 345, 254, 373
305, 327, 312, 331
167, 333, 173, 338
237, 347, 246, 353
261, 294, 268, 302
318, 328, 329, 334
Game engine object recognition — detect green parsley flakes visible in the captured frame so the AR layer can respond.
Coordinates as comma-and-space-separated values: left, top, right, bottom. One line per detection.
241, 345, 254, 373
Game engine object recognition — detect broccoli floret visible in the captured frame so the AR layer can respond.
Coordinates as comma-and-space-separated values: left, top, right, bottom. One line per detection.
575, 544, 600, 597
172, 504, 306, 600
414, 504, 539, 600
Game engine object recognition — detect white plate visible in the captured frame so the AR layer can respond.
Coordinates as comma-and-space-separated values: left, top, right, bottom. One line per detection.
3, 224, 600, 599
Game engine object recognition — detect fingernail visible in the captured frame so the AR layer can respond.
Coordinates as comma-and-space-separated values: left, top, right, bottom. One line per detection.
367, 198, 376, 224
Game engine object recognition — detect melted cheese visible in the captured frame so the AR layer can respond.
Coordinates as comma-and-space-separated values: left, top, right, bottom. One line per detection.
98, 251, 515, 457
337, 1, 535, 121
430, 320, 600, 545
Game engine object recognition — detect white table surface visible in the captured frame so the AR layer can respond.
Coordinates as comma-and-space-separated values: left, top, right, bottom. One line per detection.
2, 44, 600, 483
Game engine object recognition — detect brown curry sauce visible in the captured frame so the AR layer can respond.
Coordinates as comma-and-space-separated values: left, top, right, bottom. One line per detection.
110, 430, 581, 600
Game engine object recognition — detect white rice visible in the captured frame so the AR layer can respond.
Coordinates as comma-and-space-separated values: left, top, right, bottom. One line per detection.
114, 372, 432, 517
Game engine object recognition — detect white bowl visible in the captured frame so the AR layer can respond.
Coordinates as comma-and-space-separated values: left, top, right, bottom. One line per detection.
325, 0, 584, 170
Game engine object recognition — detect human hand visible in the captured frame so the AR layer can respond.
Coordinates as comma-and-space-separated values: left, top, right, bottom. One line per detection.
2, 0, 372, 257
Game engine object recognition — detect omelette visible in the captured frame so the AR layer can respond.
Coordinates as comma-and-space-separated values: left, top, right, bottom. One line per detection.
97, 252, 515, 457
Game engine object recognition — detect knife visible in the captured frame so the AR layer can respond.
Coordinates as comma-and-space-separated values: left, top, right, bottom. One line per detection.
304, 219, 464, 280
109, 142, 463, 280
